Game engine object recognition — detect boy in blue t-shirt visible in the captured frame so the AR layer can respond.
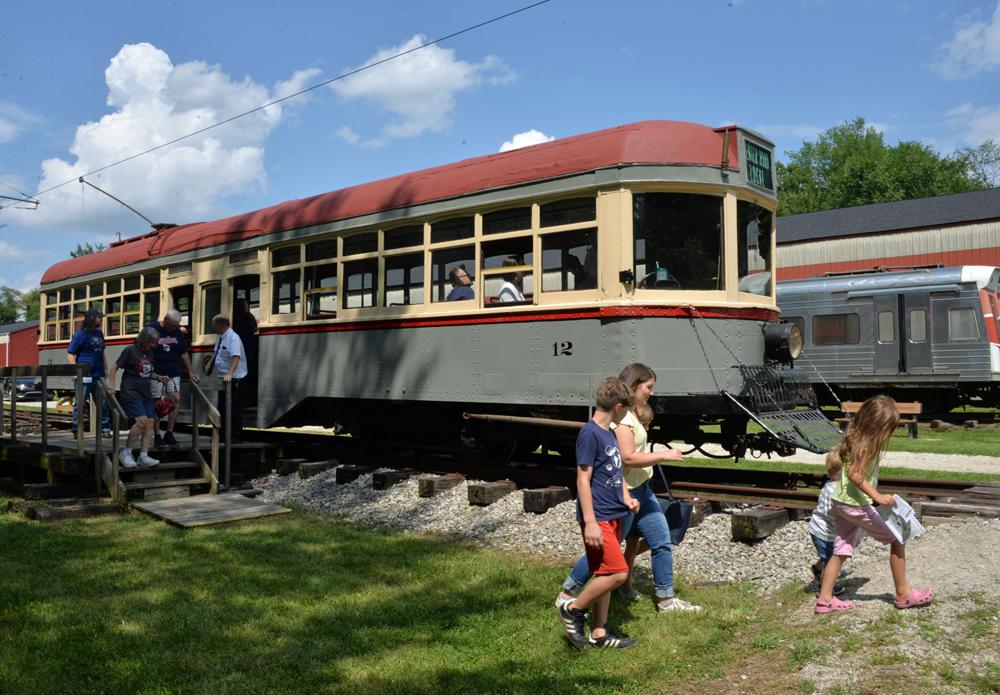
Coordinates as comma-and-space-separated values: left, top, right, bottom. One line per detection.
558, 377, 639, 650
66, 308, 110, 435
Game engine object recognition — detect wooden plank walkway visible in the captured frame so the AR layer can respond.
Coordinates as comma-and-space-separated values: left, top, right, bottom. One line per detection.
131, 493, 290, 529
10, 430, 262, 456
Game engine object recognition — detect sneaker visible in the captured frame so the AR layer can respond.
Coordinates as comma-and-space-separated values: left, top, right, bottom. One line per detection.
163, 431, 180, 447
557, 602, 589, 649
618, 588, 648, 602
657, 598, 701, 612
136, 454, 160, 467
102, 429, 112, 437
554, 593, 576, 609
809, 581, 846, 596
119, 451, 137, 468
588, 631, 638, 649
153, 434, 164, 448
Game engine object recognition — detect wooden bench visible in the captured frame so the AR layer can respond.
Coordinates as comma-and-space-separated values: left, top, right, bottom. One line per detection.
836, 401, 921, 439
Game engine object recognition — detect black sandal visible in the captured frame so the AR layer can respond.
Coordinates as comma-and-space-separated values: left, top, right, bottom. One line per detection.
810, 563, 824, 582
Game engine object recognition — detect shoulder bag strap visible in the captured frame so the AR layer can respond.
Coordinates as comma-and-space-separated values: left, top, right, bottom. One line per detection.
656, 461, 676, 506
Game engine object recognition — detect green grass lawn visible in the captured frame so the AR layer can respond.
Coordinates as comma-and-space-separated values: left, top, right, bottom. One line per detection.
0, 502, 830, 695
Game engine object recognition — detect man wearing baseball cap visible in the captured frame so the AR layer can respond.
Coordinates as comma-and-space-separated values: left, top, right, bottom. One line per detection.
66, 308, 111, 436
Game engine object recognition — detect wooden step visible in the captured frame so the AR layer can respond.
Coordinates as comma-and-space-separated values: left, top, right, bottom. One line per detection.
123, 478, 211, 491
120, 461, 200, 472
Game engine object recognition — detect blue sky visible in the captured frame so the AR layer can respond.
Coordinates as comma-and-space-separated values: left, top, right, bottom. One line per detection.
1, 0, 998, 295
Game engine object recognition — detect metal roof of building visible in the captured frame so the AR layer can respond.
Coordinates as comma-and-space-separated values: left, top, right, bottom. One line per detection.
0, 320, 40, 336
776, 187, 1000, 245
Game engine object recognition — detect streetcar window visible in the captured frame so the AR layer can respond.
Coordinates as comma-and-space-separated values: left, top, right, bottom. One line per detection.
383, 225, 424, 251
88, 283, 103, 298
46, 308, 56, 322
481, 238, 533, 305
813, 314, 860, 345
60, 289, 71, 303
106, 279, 120, 294
143, 292, 160, 326
272, 269, 301, 316
737, 200, 772, 297
305, 239, 338, 262
60, 322, 70, 340
74, 286, 86, 301
74, 303, 87, 332
89, 300, 103, 314
431, 246, 475, 303
633, 193, 725, 292
541, 198, 596, 227
305, 264, 337, 319
343, 232, 377, 257
384, 253, 424, 307
106, 296, 122, 338
124, 276, 141, 292
168, 263, 192, 275
431, 217, 474, 244
45, 323, 57, 342
106, 315, 121, 337
272, 246, 301, 268
143, 272, 160, 289
949, 307, 980, 341
124, 294, 141, 334
541, 229, 597, 292
172, 286, 193, 329
343, 259, 378, 309
909, 309, 927, 343
201, 284, 221, 335
483, 207, 531, 236
46, 292, 57, 304
878, 312, 895, 343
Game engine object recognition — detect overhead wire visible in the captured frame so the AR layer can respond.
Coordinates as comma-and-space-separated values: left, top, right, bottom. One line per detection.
0, 0, 553, 212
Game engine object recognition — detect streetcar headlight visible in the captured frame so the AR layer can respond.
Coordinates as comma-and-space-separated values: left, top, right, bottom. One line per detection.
764, 323, 802, 363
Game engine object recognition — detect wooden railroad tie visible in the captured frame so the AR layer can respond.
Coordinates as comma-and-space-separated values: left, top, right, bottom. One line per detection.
275, 458, 309, 476
523, 486, 573, 514
335, 465, 374, 485
468, 480, 517, 507
418, 474, 465, 498
731, 508, 789, 541
8, 498, 124, 522
299, 460, 339, 480
372, 469, 416, 490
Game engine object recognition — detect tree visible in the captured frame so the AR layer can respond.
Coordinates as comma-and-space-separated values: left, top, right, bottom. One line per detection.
777, 117, 985, 216
70, 241, 106, 257
18, 288, 40, 322
957, 139, 1000, 188
0, 286, 19, 325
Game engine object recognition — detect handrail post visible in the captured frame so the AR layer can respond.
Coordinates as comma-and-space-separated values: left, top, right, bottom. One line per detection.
113, 410, 120, 502
95, 384, 103, 496
9, 367, 16, 444
40, 368, 48, 447
225, 379, 232, 487
75, 365, 84, 458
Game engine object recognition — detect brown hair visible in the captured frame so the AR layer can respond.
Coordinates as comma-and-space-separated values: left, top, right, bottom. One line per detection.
595, 377, 634, 412
501, 256, 521, 284
635, 403, 654, 430
830, 395, 899, 479
618, 363, 656, 393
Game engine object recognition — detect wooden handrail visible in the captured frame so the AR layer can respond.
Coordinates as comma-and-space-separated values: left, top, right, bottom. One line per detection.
95, 377, 129, 424
189, 379, 221, 428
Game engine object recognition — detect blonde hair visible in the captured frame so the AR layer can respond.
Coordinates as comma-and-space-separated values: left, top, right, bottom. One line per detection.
830, 395, 899, 479
635, 403, 654, 430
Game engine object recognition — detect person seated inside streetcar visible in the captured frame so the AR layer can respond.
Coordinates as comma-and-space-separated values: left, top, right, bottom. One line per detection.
446, 265, 475, 301
499, 256, 526, 302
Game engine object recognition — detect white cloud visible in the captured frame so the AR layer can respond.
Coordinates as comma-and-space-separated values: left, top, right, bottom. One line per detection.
0, 102, 36, 144
0, 240, 50, 263
931, 3, 1000, 80
754, 123, 826, 141
26, 43, 321, 233
944, 101, 1000, 146
330, 35, 515, 146
499, 130, 555, 152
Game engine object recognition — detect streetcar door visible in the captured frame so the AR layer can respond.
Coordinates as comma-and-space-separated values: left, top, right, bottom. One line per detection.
872, 295, 899, 374
903, 291, 932, 372
231, 275, 260, 407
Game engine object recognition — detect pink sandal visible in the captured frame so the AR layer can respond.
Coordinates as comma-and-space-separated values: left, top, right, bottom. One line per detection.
815, 597, 853, 614
894, 587, 933, 609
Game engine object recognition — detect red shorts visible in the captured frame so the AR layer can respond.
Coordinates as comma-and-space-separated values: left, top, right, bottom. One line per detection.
581, 518, 629, 575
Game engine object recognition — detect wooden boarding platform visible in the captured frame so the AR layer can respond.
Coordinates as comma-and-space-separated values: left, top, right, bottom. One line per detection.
131, 493, 290, 529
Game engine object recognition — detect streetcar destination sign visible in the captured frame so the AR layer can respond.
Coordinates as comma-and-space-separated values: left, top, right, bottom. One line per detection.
744, 140, 774, 191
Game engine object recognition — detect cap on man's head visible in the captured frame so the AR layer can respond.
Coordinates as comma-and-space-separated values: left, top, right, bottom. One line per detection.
84, 308, 105, 319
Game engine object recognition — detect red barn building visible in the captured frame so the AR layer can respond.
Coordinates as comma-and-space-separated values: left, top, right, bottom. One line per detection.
0, 320, 40, 368
776, 187, 1000, 280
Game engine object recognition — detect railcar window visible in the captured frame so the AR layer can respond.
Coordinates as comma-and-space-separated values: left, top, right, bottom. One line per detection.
124, 276, 141, 292
384, 253, 425, 306
541, 198, 596, 227
949, 307, 980, 340
124, 294, 141, 334
106, 279, 120, 294
384, 225, 424, 251
272, 269, 301, 316
74, 302, 87, 332
105, 297, 122, 337
46, 292, 57, 304
541, 229, 597, 292
736, 201, 773, 296
201, 284, 221, 335
74, 287, 86, 301
878, 312, 895, 343
431, 217, 474, 244
143, 272, 160, 288
431, 246, 475, 303
272, 246, 301, 268
143, 293, 160, 326
88, 283, 103, 297
813, 314, 860, 345
344, 259, 378, 309
481, 238, 533, 305
633, 193, 725, 292
171, 287, 193, 330
168, 263, 192, 275
483, 208, 531, 236
89, 299, 103, 314
343, 232, 377, 257
909, 309, 927, 342
60, 289, 71, 303
305, 239, 338, 262
305, 264, 337, 319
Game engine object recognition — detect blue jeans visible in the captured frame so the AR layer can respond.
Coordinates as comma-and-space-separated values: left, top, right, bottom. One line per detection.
811, 534, 834, 565
563, 481, 674, 600
72, 380, 110, 432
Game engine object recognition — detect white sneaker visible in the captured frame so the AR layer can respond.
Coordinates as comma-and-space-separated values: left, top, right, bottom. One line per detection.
119, 451, 137, 468
136, 454, 159, 467
657, 598, 701, 612
555, 593, 576, 609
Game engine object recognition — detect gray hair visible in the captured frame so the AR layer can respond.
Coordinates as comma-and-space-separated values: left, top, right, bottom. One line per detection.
163, 308, 181, 323
137, 326, 160, 348
212, 314, 230, 328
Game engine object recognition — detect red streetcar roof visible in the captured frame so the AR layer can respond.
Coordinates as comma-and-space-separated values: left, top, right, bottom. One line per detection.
42, 120, 741, 285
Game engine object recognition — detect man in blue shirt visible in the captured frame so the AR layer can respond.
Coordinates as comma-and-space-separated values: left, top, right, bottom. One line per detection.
445, 265, 475, 301
146, 308, 199, 447
66, 308, 110, 436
